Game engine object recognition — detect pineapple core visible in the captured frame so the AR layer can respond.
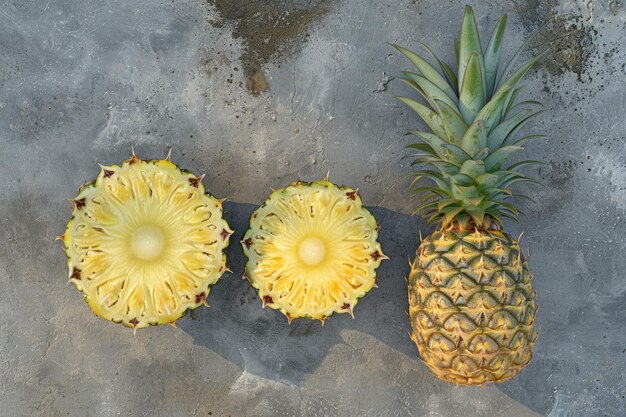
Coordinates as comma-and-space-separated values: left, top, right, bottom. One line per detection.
131, 225, 166, 261
298, 237, 326, 266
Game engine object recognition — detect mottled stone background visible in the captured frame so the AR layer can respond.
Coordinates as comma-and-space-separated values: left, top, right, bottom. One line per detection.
1, 0, 625, 416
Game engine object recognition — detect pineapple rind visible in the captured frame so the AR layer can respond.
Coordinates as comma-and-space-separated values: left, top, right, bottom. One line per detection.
408, 228, 537, 385
242, 181, 385, 322
63, 157, 232, 329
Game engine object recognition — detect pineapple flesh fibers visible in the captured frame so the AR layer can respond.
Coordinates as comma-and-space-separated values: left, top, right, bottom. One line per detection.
242, 181, 386, 323
62, 152, 232, 328
393, 5, 543, 385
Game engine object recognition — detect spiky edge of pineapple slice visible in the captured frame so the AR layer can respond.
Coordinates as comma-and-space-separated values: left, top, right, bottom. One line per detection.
62, 153, 232, 329
242, 180, 387, 323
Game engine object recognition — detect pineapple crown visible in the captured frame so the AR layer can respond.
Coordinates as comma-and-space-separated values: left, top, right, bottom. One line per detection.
392, 5, 545, 230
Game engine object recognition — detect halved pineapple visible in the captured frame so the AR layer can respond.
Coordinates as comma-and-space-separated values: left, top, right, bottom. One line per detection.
242, 180, 386, 323
62, 151, 232, 328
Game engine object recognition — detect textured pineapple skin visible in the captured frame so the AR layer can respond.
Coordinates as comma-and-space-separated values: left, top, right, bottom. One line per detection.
408, 228, 537, 385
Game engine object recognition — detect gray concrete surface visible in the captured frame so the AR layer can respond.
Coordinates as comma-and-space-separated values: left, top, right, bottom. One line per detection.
1, 0, 625, 416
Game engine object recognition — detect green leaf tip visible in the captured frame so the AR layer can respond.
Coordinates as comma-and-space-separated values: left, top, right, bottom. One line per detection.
389, 6, 546, 227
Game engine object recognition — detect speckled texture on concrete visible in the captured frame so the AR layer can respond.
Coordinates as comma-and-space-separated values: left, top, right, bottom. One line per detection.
1, 0, 625, 416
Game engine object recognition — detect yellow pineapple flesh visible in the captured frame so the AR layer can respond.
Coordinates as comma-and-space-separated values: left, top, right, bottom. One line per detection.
62, 152, 232, 328
242, 180, 386, 323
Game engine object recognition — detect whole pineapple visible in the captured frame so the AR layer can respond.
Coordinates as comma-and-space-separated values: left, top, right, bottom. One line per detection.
242, 180, 386, 323
62, 150, 232, 329
393, 6, 542, 385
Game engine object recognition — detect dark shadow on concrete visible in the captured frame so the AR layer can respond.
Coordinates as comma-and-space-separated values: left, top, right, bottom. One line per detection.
178, 201, 421, 383
178, 201, 556, 414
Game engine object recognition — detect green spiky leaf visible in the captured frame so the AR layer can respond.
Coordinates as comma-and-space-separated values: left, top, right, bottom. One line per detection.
484, 146, 523, 171
509, 130, 546, 147
418, 42, 459, 94
495, 52, 544, 98
483, 14, 507, 98
503, 87, 522, 117
465, 206, 486, 226
434, 100, 469, 145
507, 159, 545, 170
437, 198, 460, 210
401, 72, 458, 110
392, 6, 545, 227
475, 173, 499, 188
459, 160, 486, 178
410, 130, 471, 164
406, 142, 440, 157
411, 170, 449, 189
461, 119, 488, 156
459, 52, 486, 124
411, 186, 451, 197
458, 6, 484, 92
451, 173, 474, 186
496, 27, 541, 90
396, 96, 448, 139
390, 44, 457, 101
488, 109, 534, 149
443, 206, 465, 224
